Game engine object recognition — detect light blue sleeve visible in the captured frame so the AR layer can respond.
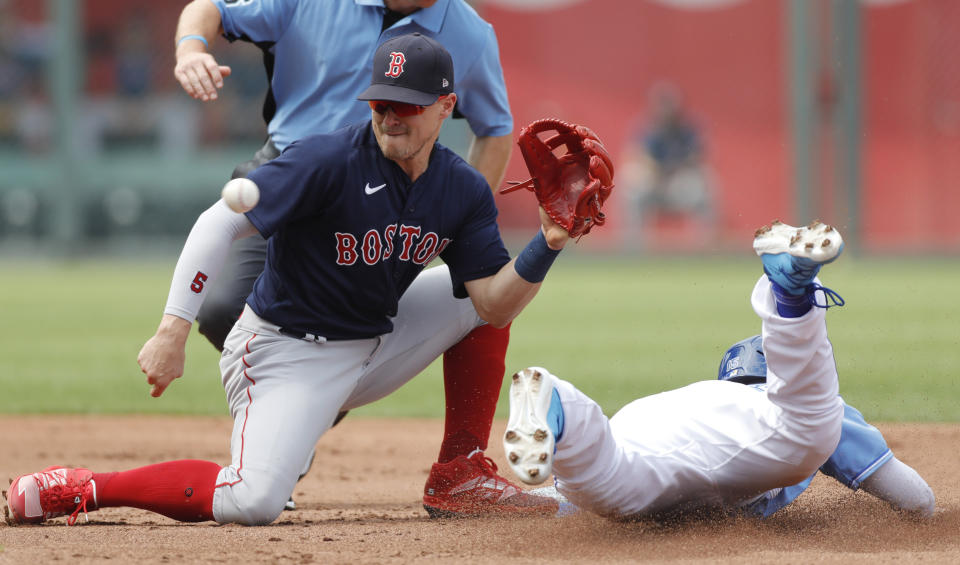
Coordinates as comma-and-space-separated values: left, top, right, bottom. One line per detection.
213, 0, 299, 43
738, 474, 816, 519
737, 394, 892, 518
455, 25, 513, 138
818, 400, 893, 489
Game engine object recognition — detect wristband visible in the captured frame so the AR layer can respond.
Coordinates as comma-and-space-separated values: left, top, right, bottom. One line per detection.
514, 230, 561, 283
177, 34, 209, 48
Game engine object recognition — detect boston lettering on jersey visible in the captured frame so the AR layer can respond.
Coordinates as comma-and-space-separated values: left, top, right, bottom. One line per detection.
335, 224, 452, 266
242, 122, 509, 340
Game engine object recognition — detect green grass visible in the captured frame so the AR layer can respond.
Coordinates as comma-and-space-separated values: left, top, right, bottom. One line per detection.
1, 256, 957, 421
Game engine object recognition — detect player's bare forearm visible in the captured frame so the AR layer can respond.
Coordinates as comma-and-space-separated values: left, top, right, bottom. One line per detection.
464, 265, 541, 328
465, 214, 567, 327
180, 0, 223, 38
468, 134, 512, 192
175, 0, 222, 55
174, 0, 231, 101
137, 314, 191, 398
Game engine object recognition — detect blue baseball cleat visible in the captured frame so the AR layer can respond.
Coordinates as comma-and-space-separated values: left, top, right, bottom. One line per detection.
754, 220, 844, 294
754, 220, 845, 316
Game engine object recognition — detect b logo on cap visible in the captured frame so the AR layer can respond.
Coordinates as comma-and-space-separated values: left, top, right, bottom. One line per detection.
385, 52, 406, 78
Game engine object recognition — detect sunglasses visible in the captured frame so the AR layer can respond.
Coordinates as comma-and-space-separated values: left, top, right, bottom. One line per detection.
368, 95, 446, 118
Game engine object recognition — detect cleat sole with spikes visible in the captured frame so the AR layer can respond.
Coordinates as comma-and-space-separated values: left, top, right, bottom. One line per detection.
753, 219, 844, 264
503, 367, 556, 485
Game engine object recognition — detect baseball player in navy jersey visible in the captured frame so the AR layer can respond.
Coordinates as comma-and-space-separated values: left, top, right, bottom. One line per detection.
172, 0, 536, 515
499, 221, 935, 520
525, 334, 936, 520
4, 34, 563, 526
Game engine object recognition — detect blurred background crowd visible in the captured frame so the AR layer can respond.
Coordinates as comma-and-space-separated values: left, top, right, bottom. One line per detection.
2, 0, 959, 254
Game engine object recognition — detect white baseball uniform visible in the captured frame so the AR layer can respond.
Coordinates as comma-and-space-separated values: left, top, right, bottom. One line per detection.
548, 275, 845, 519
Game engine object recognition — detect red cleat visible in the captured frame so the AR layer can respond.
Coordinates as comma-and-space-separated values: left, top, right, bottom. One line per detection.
4, 466, 97, 525
422, 450, 558, 518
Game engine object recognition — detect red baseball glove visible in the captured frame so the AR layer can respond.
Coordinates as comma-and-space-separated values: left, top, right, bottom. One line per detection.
500, 119, 615, 238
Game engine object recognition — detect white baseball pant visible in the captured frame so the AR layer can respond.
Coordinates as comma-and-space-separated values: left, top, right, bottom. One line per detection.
551, 275, 845, 518
211, 265, 482, 524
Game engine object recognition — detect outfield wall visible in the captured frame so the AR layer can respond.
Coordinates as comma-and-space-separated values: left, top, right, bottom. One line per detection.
482, 0, 960, 252
1, 0, 958, 253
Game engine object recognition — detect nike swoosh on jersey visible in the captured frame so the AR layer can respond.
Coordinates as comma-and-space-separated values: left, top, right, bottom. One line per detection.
364, 183, 387, 195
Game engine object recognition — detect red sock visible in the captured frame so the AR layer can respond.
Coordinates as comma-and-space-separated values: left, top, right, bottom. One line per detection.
92, 460, 221, 522
437, 323, 510, 463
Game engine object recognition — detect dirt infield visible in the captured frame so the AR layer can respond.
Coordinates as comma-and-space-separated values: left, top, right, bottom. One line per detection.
1, 415, 957, 564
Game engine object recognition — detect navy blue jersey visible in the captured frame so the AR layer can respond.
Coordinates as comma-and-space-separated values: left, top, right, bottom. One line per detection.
244, 121, 510, 339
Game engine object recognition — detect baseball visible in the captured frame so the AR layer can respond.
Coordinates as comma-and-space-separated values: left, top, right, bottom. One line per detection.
221, 178, 260, 213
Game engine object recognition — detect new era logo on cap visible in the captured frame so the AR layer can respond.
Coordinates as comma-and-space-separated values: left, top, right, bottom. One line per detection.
358, 32, 454, 107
